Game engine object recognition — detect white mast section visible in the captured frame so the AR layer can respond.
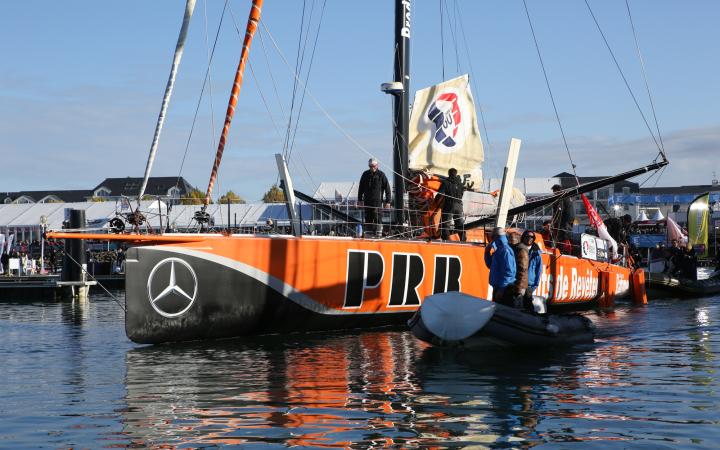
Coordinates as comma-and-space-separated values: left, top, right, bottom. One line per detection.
494, 138, 521, 229
138, 0, 197, 205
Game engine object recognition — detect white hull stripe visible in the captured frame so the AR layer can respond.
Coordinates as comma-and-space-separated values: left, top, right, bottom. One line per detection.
140, 246, 399, 316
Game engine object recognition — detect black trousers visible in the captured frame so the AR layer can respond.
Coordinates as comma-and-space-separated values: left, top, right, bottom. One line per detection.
363, 205, 381, 235
441, 210, 465, 241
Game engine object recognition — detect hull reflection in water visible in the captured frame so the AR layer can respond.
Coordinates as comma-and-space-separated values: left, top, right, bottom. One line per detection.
121, 303, 720, 449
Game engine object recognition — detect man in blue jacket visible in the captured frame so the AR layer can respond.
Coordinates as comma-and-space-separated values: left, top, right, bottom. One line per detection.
484, 227, 516, 306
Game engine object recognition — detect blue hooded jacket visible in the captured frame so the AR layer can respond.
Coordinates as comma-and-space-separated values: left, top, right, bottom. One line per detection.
484, 234, 516, 289
527, 244, 543, 292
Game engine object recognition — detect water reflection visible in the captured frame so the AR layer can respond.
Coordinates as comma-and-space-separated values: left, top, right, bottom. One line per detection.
123, 332, 594, 448
4, 296, 720, 448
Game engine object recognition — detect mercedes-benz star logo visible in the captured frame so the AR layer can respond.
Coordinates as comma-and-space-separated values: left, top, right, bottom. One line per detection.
147, 257, 198, 318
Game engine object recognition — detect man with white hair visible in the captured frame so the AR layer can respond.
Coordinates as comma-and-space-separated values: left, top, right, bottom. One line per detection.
357, 158, 391, 237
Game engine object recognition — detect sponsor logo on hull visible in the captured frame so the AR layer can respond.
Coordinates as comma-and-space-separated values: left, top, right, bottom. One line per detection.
147, 257, 198, 318
344, 250, 462, 309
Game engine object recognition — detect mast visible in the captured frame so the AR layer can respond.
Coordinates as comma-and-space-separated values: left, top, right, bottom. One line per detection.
392, 0, 411, 224
203, 0, 263, 207
137, 0, 197, 205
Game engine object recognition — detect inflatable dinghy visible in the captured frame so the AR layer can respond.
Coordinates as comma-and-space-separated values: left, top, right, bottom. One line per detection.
646, 270, 720, 298
409, 292, 595, 349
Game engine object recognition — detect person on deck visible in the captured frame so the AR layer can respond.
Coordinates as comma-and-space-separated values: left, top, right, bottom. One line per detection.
551, 184, 575, 254
524, 231, 544, 311
510, 232, 529, 310
484, 227, 517, 307
357, 158, 391, 237
539, 220, 553, 248
438, 168, 466, 241
606, 214, 632, 245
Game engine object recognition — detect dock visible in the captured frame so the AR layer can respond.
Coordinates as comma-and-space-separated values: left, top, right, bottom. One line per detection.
0, 274, 124, 301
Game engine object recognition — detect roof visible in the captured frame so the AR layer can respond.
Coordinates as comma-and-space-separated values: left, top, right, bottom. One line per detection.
92, 176, 194, 197
2, 190, 92, 203
639, 184, 720, 195
0, 201, 315, 230
313, 182, 360, 202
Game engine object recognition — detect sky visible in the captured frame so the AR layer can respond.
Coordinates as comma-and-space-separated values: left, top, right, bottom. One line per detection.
1, 0, 719, 202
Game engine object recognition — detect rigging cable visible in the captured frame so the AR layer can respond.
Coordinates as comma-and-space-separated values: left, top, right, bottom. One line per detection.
174, 0, 230, 194
584, 0, 664, 158
440, 0, 445, 80
260, 21, 468, 208
522, 0, 579, 184
454, 0, 501, 183
282, 0, 308, 159
203, 0, 220, 202
227, 7, 284, 144
625, 0, 666, 158
287, 0, 328, 163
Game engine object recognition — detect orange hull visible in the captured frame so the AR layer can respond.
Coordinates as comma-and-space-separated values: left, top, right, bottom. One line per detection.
113, 234, 633, 343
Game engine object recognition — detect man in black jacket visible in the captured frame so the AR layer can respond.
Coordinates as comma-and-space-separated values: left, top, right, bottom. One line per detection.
357, 158, 391, 236
438, 168, 466, 241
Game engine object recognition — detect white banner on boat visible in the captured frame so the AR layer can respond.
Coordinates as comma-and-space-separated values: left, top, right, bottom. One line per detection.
408, 74, 484, 187
581, 233, 608, 262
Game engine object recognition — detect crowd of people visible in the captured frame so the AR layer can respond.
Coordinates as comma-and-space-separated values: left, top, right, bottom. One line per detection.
484, 227, 544, 313
0, 239, 64, 275
0, 238, 129, 276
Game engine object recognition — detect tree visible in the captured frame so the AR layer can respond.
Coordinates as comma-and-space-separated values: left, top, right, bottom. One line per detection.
218, 190, 246, 204
89, 196, 108, 202
182, 188, 208, 205
262, 184, 285, 203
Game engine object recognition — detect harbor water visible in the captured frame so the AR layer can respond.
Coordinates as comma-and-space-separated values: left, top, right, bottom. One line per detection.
1, 293, 719, 448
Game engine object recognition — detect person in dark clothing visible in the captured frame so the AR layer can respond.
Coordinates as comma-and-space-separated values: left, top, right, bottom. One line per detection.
357, 158, 391, 236
438, 168, 466, 241
511, 232, 530, 310
681, 244, 698, 280
0, 252, 8, 275
551, 184, 575, 254
605, 214, 632, 245
667, 239, 684, 276
539, 220, 552, 248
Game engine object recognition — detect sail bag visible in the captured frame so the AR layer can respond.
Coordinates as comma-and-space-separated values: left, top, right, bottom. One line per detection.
408, 74, 484, 187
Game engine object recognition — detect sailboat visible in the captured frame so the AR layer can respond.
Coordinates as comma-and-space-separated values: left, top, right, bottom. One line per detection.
49, 0, 665, 344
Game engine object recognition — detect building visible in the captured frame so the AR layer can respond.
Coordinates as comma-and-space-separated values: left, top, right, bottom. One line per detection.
91, 177, 195, 204
610, 179, 720, 226
2, 190, 93, 204
1, 177, 195, 205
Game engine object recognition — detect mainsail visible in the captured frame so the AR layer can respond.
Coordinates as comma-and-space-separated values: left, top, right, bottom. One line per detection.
408, 74, 484, 187
687, 192, 710, 257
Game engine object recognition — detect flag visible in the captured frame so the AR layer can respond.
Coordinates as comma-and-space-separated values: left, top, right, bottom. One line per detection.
665, 216, 687, 246
687, 192, 710, 257
581, 194, 618, 259
408, 74, 484, 187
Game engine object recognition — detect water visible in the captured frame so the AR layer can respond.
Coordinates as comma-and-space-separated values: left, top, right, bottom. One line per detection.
1, 294, 719, 449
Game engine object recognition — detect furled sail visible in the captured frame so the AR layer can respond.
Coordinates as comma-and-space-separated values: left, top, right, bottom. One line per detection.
687, 192, 710, 257
408, 74, 484, 188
